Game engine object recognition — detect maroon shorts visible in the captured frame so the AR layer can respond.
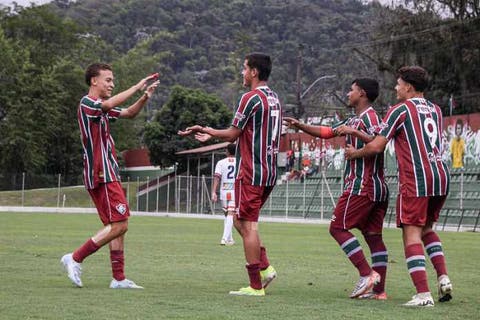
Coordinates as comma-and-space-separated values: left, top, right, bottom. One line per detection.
234, 179, 274, 222
88, 182, 130, 226
330, 192, 388, 233
396, 194, 447, 227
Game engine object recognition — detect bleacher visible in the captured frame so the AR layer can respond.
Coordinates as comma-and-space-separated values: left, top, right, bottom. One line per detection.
262, 166, 480, 231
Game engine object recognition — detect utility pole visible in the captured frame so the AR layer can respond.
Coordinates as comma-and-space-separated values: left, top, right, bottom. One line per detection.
296, 43, 304, 119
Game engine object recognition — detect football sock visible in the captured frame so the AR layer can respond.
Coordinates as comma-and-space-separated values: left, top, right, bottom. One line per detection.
222, 216, 229, 240
364, 234, 388, 293
246, 263, 262, 290
226, 215, 234, 241
405, 243, 429, 293
422, 231, 448, 277
110, 250, 125, 281
259, 246, 270, 270
72, 238, 100, 263
330, 227, 371, 277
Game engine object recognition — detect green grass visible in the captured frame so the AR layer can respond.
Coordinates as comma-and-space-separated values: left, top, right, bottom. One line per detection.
0, 212, 478, 320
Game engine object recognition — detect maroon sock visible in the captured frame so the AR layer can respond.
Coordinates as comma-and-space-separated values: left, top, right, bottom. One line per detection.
110, 250, 125, 281
246, 263, 262, 290
259, 246, 270, 270
405, 243, 429, 293
330, 227, 371, 277
422, 231, 448, 277
364, 234, 388, 293
72, 238, 100, 263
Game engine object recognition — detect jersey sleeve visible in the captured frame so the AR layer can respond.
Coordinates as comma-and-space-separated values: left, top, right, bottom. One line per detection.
107, 107, 122, 122
80, 97, 103, 119
331, 117, 350, 130
232, 92, 258, 130
362, 110, 382, 135
378, 104, 407, 140
214, 160, 222, 178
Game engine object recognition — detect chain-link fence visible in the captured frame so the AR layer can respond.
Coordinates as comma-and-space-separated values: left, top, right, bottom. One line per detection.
1, 170, 479, 232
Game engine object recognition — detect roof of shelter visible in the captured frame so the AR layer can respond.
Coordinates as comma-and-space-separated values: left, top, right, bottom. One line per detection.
175, 142, 230, 156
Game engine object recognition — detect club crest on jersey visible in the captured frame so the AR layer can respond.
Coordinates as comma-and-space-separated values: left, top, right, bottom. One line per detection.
234, 112, 246, 122
116, 203, 127, 215
267, 96, 279, 106
331, 214, 336, 222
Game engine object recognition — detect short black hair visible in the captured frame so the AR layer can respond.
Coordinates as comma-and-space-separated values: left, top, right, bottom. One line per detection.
85, 63, 112, 86
226, 143, 236, 156
397, 66, 429, 92
352, 78, 379, 102
245, 53, 272, 81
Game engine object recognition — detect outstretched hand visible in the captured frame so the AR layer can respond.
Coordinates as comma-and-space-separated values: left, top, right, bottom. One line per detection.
283, 117, 300, 129
194, 132, 212, 142
136, 73, 161, 91
178, 125, 204, 137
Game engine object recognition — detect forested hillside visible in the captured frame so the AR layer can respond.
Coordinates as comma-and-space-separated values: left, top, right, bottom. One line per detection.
0, 0, 478, 186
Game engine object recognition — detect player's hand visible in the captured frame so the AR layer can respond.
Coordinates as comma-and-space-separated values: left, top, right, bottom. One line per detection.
344, 144, 357, 160
195, 132, 212, 142
144, 80, 160, 98
178, 125, 204, 136
283, 117, 300, 128
211, 193, 218, 203
135, 73, 160, 91
334, 125, 354, 136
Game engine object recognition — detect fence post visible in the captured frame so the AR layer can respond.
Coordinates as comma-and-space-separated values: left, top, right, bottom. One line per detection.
136, 176, 140, 212
156, 176, 160, 212
460, 170, 464, 210
56, 174, 61, 208
145, 176, 150, 212
285, 179, 289, 219
167, 175, 170, 213
21, 172, 25, 207
303, 176, 306, 217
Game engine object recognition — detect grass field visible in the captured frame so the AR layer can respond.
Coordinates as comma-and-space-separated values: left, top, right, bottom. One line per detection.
0, 212, 478, 320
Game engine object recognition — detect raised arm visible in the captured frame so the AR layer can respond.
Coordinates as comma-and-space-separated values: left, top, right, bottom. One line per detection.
334, 125, 375, 143
283, 117, 336, 139
102, 73, 159, 113
178, 125, 241, 143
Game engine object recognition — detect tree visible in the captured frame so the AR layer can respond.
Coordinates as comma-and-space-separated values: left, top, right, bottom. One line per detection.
144, 85, 232, 170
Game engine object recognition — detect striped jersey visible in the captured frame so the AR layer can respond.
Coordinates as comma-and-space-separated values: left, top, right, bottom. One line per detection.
214, 156, 236, 201
231, 86, 282, 186
332, 107, 388, 201
378, 98, 450, 197
77, 95, 122, 189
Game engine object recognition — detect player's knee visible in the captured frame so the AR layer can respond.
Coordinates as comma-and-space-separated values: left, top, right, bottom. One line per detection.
111, 221, 128, 236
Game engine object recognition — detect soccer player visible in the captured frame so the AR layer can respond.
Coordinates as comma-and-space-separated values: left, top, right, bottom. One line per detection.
179, 53, 280, 296
61, 63, 159, 289
345, 66, 452, 307
212, 143, 237, 246
284, 78, 389, 300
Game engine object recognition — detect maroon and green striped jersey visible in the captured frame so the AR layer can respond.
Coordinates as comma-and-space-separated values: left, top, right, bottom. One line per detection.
378, 98, 450, 197
332, 107, 388, 201
231, 86, 282, 186
77, 95, 122, 189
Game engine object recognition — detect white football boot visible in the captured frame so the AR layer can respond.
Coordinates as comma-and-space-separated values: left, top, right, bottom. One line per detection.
61, 253, 83, 288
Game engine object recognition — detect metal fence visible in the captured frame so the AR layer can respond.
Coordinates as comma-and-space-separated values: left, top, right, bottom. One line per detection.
1, 170, 479, 232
